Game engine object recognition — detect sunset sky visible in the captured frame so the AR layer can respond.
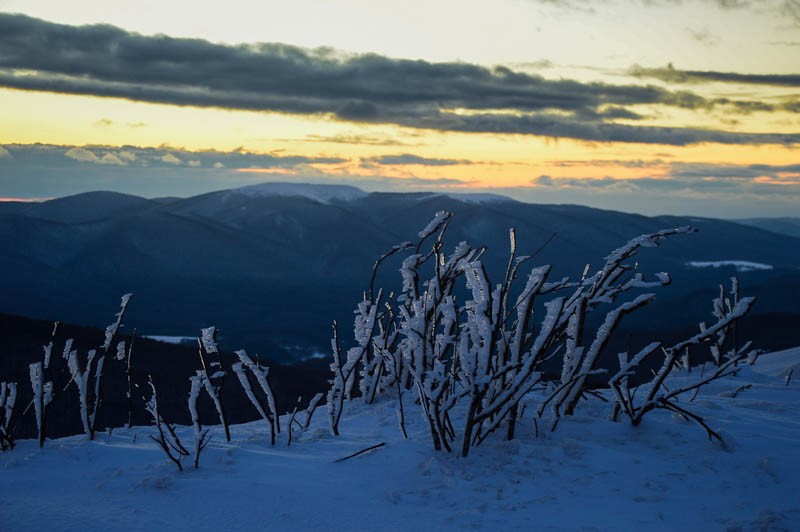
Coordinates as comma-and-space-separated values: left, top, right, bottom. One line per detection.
0, 0, 798, 216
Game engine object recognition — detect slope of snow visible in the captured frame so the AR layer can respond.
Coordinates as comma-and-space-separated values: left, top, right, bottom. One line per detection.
443, 192, 516, 204
230, 182, 368, 204
686, 260, 773, 272
752, 347, 800, 378
1, 365, 798, 530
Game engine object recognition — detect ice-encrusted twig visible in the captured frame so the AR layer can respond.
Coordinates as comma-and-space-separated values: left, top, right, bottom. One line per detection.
67, 349, 95, 439
187, 375, 210, 468
0, 381, 18, 450
197, 328, 230, 441
609, 284, 756, 441
232, 350, 279, 445
28, 362, 53, 447
333, 442, 386, 463
145, 376, 188, 471
287, 392, 324, 446
103, 294, 132, 352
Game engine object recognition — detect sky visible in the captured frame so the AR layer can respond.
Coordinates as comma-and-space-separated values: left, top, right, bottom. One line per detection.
0, 0, 798, 217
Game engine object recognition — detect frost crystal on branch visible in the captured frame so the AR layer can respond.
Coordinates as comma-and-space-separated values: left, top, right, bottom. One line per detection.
0, 381, 18, 450
103, 293, 132, 352
146, 377, 189, 471
67, 349, 95, 439
28, 362, 53, 445
201, 327, 220, 356
337, 214, 755, 455
196, 327, 230, 441
232, 350, 280, 445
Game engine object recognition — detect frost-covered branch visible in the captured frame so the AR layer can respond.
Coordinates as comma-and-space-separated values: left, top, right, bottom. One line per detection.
197, 327, 230, 441
89, 294, 133, 438
338, 214, 710, 456
0, 381, 17, 451
67, 349, 95, 439
232, 350, 280, 445
187, 374, 210, 468
28, 362, 53, 447
145, 377, 189, 471
609, 279, 757, 440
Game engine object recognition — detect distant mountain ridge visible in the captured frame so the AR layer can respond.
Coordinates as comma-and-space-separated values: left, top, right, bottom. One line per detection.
735, 217, 800, 238
1, 183, 799, 359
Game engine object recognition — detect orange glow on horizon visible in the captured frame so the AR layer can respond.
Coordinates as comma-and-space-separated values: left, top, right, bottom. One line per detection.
0, 197, 51, 202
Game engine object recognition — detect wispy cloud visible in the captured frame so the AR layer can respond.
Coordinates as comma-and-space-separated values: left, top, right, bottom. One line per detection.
686, 28, 720, 46
294, 134, 418, 147
0, 143, 352, 198
1, 14, 797, 146
629, 63, 800, 87
531, 0, 800, 25
11, 144, 346, 169
365, 154, 474, 166
549, 158, 668, 168
530, 162, 800, 195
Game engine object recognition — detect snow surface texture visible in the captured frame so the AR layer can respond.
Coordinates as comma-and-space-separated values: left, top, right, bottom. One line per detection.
1, 357, 798, 530
686, 260, 773, 272
227, 182, 517, 206
751, 346, 800, 379
440, 193, 515, 204
230, 182, 368, 204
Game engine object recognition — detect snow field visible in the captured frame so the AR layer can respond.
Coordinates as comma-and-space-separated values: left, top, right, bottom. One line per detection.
1, 360, 798, 531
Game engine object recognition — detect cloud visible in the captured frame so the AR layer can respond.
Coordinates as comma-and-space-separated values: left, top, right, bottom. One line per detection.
550, 158, 667, 168
100, 153, 126, 166
686, 28, 719, 46
10, 143, 347, 171
94, 117, 114, 127
427, 112, 798, 145
118, 150, 137, 162
65, 147, 101, 163
781, 0, 800, 25
161, 153, 182, 165
0, 14, 797, 147
669, 162, 800, 181
0, 143, 353, 200
529, 162, 800, 196
531, 0, 800, 25
296, 134, 418, 147
629, 63, 800, 87
65, 147, 127, 165
366, 154, 473, 166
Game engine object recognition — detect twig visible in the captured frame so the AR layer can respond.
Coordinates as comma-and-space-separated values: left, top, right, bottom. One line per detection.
333, 442, 386, 463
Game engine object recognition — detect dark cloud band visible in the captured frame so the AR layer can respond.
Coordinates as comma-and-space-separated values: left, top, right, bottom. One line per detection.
630, 64, 800, 87
1, 14, 798, 146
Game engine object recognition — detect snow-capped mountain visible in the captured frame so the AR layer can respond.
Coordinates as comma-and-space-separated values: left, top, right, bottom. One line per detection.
229, 182, 369, 203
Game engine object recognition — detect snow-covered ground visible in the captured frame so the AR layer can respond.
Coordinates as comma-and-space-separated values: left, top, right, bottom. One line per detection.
2, 355, 799, 531
230, 182, 368, 204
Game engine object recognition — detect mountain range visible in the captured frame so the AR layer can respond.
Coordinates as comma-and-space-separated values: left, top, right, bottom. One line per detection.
1, 183, 798, 360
